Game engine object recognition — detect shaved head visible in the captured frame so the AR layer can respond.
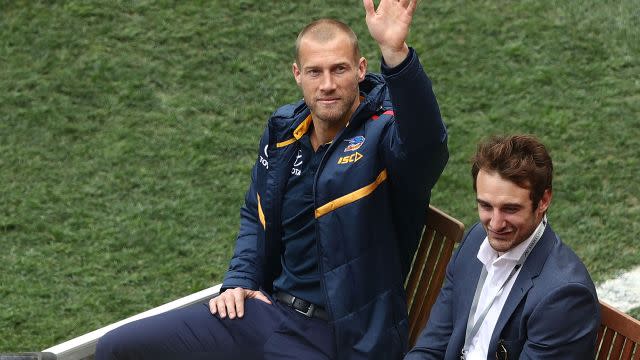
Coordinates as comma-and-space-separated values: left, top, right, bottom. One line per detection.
295, 19, 361, 65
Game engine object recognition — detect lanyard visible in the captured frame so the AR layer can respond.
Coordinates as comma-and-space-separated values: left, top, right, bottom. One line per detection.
460, 217, 547, 359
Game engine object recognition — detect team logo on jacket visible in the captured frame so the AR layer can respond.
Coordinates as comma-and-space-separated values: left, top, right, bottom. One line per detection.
344, 136, 365, 152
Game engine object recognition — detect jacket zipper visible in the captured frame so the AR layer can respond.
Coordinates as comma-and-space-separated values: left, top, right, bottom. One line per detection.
311, 104, 380, 320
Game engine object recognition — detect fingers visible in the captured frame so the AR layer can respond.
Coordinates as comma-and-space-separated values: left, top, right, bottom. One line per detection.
209, 296, 227, 317
217, 297, 228, 318
208, 287, 245, 319
209, 297, 218, 315
233, 289, 245, 318
223, 291, 238, 319
212, 294, 230, 318
248, 290, 272, 305
363, 0, 375, 17
406, 0, 418, 17
365, 0, 418, 18
397, 0, 418, 16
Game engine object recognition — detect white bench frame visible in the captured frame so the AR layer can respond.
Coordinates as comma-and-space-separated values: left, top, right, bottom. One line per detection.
42, 284, 221, 360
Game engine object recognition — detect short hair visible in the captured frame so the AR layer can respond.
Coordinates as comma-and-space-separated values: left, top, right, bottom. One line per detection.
295, 19, 361, 65
471, 134, 553, 209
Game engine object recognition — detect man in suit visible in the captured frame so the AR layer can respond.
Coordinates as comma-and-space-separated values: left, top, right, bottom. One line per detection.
406, 135, 600, 359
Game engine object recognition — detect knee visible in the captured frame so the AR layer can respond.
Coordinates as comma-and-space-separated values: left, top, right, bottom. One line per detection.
95, 326, 136, 360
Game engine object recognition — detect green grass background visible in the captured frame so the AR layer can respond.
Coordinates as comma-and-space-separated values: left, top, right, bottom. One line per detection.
1, 0, 638, 352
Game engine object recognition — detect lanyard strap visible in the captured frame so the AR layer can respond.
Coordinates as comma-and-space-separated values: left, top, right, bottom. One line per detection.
461, 217, 547, 358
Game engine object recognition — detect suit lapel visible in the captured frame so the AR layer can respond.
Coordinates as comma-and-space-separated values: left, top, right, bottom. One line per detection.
460, 258, 483, 322
450, 226, 485, 356
488, 226, 557, 352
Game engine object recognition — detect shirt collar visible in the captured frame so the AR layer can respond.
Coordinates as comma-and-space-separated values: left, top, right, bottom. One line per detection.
477, 215, 548, 266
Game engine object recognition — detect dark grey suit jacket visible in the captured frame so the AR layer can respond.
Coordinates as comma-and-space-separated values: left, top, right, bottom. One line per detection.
405, 222, 600, 359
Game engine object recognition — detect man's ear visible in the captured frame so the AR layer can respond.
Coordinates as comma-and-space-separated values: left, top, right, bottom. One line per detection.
292, 62, 302, 86
537, 189, 552, 215
357, 57, 367, 82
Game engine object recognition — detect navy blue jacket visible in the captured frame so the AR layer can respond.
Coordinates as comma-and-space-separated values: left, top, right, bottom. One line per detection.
406, 223, 600, 359
222, 49, 448, 359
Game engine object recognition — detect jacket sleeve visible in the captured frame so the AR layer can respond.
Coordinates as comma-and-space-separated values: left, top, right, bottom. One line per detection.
519, 283, 600, 359
404, 236, 461, 360
381, 47, 448, 192
221, 131, 268, 291
380, 48, 450, 278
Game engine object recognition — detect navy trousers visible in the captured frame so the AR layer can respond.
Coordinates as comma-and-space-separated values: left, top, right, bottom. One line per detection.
95, 294, 335, 360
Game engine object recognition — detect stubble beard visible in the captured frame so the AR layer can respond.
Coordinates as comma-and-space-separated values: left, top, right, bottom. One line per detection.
309, 88, 359, 126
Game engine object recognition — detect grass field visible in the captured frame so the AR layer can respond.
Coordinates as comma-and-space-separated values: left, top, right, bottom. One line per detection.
1, 0, 638, 352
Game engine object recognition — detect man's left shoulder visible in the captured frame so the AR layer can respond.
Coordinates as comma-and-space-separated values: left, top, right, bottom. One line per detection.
537, 232, 595, 287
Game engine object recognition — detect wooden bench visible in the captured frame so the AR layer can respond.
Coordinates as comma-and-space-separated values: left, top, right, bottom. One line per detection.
405, 205, 465, 346
596, 301, 640, 359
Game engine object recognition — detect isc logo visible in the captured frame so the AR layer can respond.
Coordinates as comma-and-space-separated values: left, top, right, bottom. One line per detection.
337, 152, 363, 164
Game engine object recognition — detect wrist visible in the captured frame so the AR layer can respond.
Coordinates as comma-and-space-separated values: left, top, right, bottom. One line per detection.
380, 43, 410, 68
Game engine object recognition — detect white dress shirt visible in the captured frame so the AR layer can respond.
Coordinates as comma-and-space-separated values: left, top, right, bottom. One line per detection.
465, 218, 546, 359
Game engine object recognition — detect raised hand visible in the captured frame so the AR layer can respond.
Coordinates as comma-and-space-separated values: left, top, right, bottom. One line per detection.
363, 0, 417, 67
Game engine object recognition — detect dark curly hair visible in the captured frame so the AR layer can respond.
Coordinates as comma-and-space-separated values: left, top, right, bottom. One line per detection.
471, 134, 553, 210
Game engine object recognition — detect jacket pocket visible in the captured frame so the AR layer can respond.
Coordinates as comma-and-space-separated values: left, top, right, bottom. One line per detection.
497, 338, 523, 360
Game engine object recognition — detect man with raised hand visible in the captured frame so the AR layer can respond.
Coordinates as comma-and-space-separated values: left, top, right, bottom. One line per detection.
406, 135, 599, 359
97, 0, 447, 359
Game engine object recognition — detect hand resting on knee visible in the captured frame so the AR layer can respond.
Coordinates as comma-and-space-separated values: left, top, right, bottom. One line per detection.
209, 287, 272, 319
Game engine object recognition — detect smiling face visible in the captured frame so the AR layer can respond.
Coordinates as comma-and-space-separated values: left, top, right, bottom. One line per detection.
292, 33, 366, 129
476, 169, 552, 253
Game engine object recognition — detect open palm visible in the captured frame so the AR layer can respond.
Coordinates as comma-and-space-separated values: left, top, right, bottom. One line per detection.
363, 0, 417, 52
